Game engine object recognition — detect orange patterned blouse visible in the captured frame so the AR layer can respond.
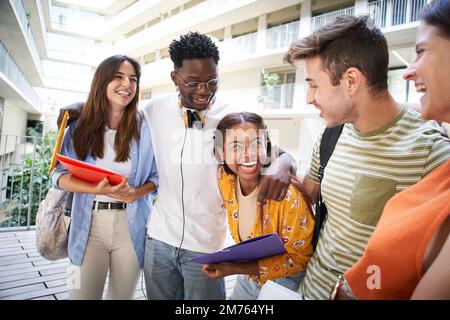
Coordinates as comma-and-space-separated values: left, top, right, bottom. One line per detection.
218, 168, 314, 285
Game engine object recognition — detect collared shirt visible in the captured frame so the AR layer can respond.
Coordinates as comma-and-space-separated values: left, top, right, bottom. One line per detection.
142, 93, 240, 253
52, 113, 159, 268
218, 168, 314, 285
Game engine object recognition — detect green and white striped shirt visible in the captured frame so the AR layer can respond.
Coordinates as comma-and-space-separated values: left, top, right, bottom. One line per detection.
298, 107, 450, 300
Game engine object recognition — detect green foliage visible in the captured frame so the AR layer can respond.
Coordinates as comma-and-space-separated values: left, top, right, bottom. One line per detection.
258, 71, 281, 105
1, 130, 57, 228
261, 71, 280, 87
26, 122, 43, 139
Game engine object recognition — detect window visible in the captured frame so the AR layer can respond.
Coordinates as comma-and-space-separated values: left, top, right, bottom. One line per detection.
141, 90, 152, 100
259, 71, 296, 110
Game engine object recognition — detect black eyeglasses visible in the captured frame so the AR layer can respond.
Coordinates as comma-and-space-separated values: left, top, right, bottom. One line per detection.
175, 74, 220, 91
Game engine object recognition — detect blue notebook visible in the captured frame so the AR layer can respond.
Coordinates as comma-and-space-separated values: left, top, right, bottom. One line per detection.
190, 233, 286, 264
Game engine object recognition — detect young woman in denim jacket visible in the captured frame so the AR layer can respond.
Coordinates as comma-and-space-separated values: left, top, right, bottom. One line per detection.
52, 55, 158, 299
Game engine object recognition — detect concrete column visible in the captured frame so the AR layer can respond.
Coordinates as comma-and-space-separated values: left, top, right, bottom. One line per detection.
224, 25, 232, 40
221, 25, 233, 61
297, 116, 324, 176
292, 0, 312, 109
256, 14, 267, 54
293, 1, 312, 111
0, 96, 4, 135
298, 0, 311, 38
293, 63, 307, 110
354, 0, 369, 15
293, 0, 323, 175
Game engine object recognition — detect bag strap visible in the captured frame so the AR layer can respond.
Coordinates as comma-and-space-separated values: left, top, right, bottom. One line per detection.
318, 125, 344, 182
312, 124, 344, 249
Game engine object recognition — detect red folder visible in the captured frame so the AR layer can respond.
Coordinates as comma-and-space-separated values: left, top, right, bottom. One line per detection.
56, 154, 123, 186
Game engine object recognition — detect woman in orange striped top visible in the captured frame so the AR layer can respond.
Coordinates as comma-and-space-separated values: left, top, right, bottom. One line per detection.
201, 112, 314, 299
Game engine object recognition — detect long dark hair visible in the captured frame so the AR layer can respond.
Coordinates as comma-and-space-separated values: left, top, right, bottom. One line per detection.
421, 0, 450, 39
214, 112, 271, 174
73, 55, 141, 162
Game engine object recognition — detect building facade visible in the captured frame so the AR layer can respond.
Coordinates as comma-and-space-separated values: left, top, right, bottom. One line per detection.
0, 0, 427, 171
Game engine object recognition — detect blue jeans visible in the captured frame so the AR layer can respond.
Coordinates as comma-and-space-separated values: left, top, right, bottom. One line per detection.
231, 271, 305, 300
144, 237, 225, 300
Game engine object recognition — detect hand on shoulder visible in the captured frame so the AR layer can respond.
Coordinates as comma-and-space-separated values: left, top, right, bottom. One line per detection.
57, 102, 84, 129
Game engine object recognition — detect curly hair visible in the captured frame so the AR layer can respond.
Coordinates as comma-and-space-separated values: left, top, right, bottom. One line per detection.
169, 31, 220, 68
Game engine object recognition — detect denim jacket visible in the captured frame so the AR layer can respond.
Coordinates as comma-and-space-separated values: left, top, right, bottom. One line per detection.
52, 114, 158, 268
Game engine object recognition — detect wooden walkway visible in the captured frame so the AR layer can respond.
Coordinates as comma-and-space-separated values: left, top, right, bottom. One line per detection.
0, 230, 236, 300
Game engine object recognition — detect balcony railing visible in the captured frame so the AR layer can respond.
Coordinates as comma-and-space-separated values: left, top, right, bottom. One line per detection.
50, 5, 106, 35
369, 0, 427, 28
0, 41, 40, 108
46, 33, 96, 57
312, 7, 355, 30
218, 20, 300, 61
311, 0, 426, 31
259, 83, 295, 110
219, 32, 257, 61
266, 20, 300, 51
141, 1, 427, 88
10, 0, 43, 74
0, 134, 55, 231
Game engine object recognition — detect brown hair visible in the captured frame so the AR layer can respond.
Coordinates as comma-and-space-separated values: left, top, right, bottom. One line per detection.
284, 15, 388, 94
73, 55, 141, 162
214, 112, 271, 174
421, 0, 450, 39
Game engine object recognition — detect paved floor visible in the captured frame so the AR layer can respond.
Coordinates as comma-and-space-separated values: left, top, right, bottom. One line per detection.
0, 230, 236, 300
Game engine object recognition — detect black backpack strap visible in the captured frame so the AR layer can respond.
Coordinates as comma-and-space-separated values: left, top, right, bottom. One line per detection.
318, 125, 344, 182
312, 124, 344, 249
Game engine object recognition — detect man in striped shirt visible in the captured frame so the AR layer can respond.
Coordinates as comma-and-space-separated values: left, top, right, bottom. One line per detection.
284, 15, 450, 299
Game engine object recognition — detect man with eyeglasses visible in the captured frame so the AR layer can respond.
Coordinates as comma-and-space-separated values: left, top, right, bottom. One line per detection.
141, 31, 297, 300
174, 74, 219, 91
57, 32, 296, 300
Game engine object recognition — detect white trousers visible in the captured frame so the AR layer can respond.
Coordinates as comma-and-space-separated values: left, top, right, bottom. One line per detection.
68, 208, 140, 300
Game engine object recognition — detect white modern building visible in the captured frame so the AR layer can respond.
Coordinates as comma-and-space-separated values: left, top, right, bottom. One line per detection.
0, 0, 427, 170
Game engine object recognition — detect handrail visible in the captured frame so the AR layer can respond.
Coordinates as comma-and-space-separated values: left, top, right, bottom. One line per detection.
0, 134, 56, 231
